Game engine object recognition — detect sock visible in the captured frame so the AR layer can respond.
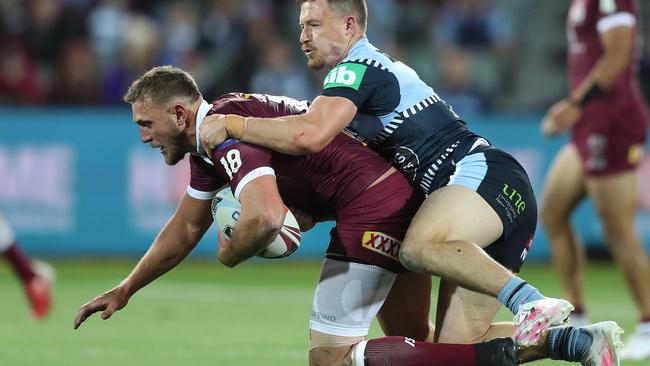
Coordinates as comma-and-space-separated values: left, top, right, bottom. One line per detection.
2, 242, 36, 283
361, 336, 479, 366
548, 326, 593, 362
497, 276, 544, 314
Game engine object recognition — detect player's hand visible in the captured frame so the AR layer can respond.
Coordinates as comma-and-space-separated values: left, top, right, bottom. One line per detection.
200, 114, 228, 157
73, 286, 130, 329
289, 207, 314, 232
541, 99, 582, 138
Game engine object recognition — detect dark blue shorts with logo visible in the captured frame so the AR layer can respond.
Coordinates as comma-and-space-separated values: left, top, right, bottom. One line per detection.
447, 145, 537, 273
327, 171, 424, 274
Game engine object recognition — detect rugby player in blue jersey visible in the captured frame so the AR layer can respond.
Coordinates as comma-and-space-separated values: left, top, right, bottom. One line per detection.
198, 0, 623, 365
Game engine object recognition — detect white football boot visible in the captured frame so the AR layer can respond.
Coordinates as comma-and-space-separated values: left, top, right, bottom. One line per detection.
579, 321, 624, 366
513, 298, 574, 346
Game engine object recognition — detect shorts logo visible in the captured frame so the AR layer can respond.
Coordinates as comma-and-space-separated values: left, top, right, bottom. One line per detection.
323, 63, 367, 90
520, 235, 533, 261
502, 183, 526, 215
362, 231, 401, 261
586, 134, 607, 171
628, 144, 644, 166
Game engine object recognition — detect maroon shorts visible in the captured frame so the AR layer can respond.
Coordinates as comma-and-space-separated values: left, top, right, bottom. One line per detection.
326, 172, 425, 273
571, 100, 648, 176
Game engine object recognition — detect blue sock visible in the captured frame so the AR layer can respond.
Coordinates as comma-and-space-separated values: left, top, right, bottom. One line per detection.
497, 277, 545, 314
548, 326, 593, 361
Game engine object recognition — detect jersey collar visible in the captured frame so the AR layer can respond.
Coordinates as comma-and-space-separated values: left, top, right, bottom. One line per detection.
345, 38, 371, 60
194, 99, 214, 164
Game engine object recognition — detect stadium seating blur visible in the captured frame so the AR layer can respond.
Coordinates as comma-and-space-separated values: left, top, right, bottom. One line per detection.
1, 0, 648, 114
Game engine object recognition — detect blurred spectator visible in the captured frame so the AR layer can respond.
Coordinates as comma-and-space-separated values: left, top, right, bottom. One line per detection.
23, 0, 71, 65
201, 0, 251, 94
160, 2, 201, 66
435, 47, 487, 116
432, 0, 513, 52
250, 37, 315, 100
52, 37, 99, 104
87, 0, 129, 68
0, 40, 47, 104
100, 14, 162, 103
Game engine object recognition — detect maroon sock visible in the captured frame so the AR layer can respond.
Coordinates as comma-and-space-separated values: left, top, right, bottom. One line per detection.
364, 336, 479, 366
2, 242, 36, 283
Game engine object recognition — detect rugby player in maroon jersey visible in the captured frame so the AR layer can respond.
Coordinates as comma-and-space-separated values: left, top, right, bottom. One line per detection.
540, 0, 650, 360
74, 66, 621, 366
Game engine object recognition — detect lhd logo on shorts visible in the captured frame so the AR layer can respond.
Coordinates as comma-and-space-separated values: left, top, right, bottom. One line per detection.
362, 231, 401, 261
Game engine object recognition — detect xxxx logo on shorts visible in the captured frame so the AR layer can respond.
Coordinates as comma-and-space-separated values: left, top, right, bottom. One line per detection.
362, 231, 401, 261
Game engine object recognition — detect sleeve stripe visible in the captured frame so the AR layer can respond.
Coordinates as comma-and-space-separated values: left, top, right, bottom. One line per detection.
186, 186, 219, 200
234, 167, 276, 200
597, 12, 636, 33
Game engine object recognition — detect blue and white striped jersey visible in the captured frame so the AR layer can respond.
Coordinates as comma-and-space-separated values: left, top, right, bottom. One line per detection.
320, 38, 484, 194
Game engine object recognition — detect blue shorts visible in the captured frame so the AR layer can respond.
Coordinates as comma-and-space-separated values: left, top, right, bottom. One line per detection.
447, 145, 537, 272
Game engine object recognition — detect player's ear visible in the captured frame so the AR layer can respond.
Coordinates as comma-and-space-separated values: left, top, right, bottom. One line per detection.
345, 16, 355, 34
173, 104, 188, 127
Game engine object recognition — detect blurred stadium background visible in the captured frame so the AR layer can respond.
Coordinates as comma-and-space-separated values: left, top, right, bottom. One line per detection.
1, 0, 649, 365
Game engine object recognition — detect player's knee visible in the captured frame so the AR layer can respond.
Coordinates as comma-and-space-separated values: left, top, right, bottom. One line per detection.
598, 210, 633, 241
539, 201, 564, 229
309, 346, 355, 366
398, 241, 422, 272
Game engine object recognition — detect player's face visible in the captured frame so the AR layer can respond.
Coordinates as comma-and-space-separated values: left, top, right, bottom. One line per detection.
299, 0, 350, 70
132, 100, 186, 165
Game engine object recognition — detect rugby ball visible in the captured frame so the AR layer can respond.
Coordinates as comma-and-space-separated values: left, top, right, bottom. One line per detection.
211, 188, 301, 259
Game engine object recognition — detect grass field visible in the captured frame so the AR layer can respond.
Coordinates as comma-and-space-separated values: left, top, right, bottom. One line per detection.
0, 259, 645, 366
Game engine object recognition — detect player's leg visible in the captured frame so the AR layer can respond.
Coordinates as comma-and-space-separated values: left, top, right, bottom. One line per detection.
0, 213, 52, 319
540, 144, 588, 320
376, 270, 433, 342
586, 171, 650, 360
399, 148, 572, 345
435, 279, 508, 343
398, 184, 509, 294
308, 258, 517, 366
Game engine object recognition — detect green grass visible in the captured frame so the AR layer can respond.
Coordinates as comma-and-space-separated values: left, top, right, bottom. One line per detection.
0, 260, 645, 365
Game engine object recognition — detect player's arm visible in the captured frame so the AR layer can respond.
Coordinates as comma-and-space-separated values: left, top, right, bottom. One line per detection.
218, 175, 287, 267
73, 194, 213, 329
201, 95, 358, 156
542, 11, 636, 137
569, 23, 635, 106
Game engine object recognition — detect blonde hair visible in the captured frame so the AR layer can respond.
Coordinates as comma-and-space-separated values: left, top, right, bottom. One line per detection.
296, 0, 367, 31
123, 65, 201, 106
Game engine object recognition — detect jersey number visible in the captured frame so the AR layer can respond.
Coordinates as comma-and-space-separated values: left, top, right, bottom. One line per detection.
220, 149, 242, 179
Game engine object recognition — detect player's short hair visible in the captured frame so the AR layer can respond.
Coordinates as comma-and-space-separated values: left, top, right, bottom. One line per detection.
296, 0, 367, 31
123, 65, 201, 106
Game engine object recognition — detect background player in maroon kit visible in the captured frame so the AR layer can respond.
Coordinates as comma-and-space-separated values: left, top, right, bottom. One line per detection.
72, 66, 622, 366
1, 212, 52, 319
540, 0, 650, 360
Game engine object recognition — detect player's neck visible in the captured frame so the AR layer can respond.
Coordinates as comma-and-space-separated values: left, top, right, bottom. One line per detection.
335, 34, 365, 66
185, 98, 204, 154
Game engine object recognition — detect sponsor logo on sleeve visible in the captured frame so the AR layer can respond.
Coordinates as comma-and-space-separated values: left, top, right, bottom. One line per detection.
323, 63, 367, 90
362, 231, 401, 261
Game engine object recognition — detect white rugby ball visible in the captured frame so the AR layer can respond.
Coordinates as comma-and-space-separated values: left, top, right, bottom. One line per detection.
211, 188, 301, 259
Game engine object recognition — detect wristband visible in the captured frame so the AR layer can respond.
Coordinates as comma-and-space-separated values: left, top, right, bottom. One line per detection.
571, 82, 604, 108
224, 115, 248, 140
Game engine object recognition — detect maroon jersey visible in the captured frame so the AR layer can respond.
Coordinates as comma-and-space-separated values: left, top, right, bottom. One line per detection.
567, 0, 645, 106
187, 93, 393, 221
